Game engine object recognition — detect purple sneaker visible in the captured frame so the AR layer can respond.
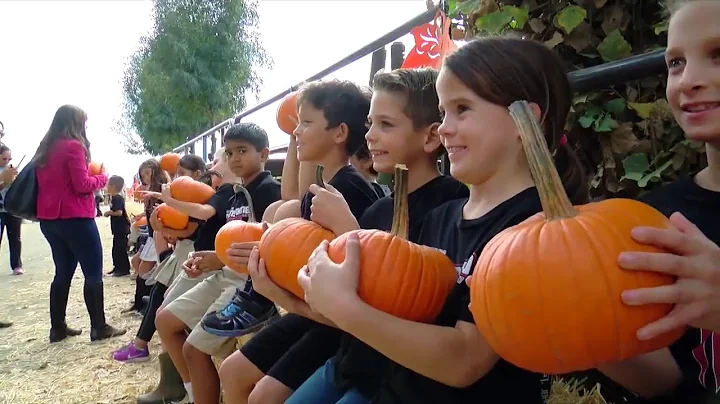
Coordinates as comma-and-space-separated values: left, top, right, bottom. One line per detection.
111, 342, 150, 363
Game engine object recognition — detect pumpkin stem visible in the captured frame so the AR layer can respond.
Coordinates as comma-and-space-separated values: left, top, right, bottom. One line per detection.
232, 184, 257, 223
509, 101, 577, 221
315, 165, 326, 189
390, 164, 409, 239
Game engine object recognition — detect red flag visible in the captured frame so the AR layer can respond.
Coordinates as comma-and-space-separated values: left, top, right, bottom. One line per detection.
401, 10, 457, 70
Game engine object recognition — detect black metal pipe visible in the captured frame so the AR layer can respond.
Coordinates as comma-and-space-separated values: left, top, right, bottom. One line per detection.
231, 7, 437, 122
567, 48, 667, 93
369, 47, 387, 86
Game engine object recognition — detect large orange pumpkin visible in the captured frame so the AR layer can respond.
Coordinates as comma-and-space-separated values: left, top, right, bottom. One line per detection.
88, 161, 103, 176
276, 91, 299, 135
259, 166, 334, 297
327, 165, 457, 323
155, 203, 189, 230
215, 185, 266, 273
160, 153, 181, 175
469, 101, 685, 374
169, 176, 215, 204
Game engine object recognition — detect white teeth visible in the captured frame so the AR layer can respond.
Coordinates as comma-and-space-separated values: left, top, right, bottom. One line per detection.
685, 103, 720, 112
447, 147, 466, 153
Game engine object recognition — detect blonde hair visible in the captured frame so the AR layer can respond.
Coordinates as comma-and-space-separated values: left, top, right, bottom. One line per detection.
214, 147, 228, 163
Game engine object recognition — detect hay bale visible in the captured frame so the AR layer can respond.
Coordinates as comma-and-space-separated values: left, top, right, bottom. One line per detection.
549, 378, 608, 404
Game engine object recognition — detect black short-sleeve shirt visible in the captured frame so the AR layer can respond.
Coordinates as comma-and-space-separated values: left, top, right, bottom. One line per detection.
371, 187, 551, 404
110, 194, 130, 236
640, 175, 720, 403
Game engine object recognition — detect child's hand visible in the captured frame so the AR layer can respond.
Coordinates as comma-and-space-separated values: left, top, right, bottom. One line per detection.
620, 212, 720, 338
226, 241, 259, 268
141, 191, 162, 200
308, 183, 359, 236
192, 251, 224, 272
246, 246, 299, 305
103, 211, 111, 217
182, 255, 203, 278
161, 184, 172, 201
150, 209, 164, 232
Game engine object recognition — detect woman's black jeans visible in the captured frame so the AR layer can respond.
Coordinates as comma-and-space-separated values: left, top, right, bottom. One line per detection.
40, 218, 108, 329
0, 212, 22, 269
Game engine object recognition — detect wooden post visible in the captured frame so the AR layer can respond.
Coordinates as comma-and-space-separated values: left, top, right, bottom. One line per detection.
369, 47, 387, 86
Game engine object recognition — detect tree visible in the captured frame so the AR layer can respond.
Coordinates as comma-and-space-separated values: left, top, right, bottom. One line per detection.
118, 0, 270, 155
448, 0, 706, 201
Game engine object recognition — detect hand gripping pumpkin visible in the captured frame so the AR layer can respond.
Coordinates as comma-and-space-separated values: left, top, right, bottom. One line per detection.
276, 90, 299, 136
160, 153, 181, 175
156, 203, 189, 230
88, 161, 103, 176
215, 185, 266, 273
327, 165, 457, 323
469, 101, 685, 374
259, 166, 335, 297
170, 176, 215, 204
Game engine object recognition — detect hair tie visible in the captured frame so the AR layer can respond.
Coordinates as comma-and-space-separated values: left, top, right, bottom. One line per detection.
558, 134, 568, 146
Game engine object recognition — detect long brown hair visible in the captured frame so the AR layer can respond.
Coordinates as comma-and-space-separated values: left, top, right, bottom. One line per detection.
443, 36, 588, 204
33, 105, 90, 167
138, 159, 169, 192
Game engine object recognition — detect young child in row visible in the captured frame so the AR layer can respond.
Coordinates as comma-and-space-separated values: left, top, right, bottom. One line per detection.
352, 142, 390, 197
154, 123, 281, 404
104, 175, 131, 277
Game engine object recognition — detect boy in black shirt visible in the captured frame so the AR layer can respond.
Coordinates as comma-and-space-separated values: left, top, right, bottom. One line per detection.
217, 79, 379, 404
154, 123, 280, 404
287, 68, 470, 403
104, 175, 130, 277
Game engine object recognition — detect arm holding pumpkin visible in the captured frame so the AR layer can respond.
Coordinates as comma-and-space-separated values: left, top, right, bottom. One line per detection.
597, 348, 682, 398
160, 194, 216, 221
308, 184, 360, 236
298, 235, 497, 387
63, 140, 107, 193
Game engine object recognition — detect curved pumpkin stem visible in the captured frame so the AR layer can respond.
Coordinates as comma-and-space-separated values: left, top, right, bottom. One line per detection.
508, 101, 577, 221
315, 165, 326, 189
390, 164, 409, 239
232, 184, 257, 223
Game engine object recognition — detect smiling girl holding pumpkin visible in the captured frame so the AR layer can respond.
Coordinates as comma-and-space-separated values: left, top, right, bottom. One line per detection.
297, 37, 587, 403
592, 1, 720, 402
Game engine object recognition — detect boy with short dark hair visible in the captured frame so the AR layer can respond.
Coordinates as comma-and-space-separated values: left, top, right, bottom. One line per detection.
153, 122, 281, 404
215, 79, 382, 404
104, 175, 131, 277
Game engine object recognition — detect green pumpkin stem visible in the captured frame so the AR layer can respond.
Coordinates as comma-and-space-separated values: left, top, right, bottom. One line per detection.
315, 165, 326, 189
508, 101, 577, 221
390, 164, 409, 239
232, 184, 256, 223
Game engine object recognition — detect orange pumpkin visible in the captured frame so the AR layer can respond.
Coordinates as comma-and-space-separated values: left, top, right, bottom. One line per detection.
160, 153, 181, 175
155, 203, 189, 230
276, 91, 299, 135
215, 185, 266, 273
469, 101, 685, 374
327, 165, 457, 323
133, 216, 147, 228
88, 161, 103, 176
169, 176, 215, 204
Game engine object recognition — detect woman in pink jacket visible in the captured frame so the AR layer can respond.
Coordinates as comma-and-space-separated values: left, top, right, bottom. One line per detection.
35, 105, 125, 343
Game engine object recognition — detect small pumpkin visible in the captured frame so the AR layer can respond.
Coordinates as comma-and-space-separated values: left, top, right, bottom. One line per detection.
160, 153, 181, 175
469, 101, 685, 375
327, 165, 457, 323
259, 166, 334, 297
133, 216, 147, 228
215, 185, 266, 273
276, 90, 299, 135
88, 161, 103, 176
155, 203, 189, 230
170, 175, 215, 204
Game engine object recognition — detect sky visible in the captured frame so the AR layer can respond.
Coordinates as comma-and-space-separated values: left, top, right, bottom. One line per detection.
0, 0, 428, 184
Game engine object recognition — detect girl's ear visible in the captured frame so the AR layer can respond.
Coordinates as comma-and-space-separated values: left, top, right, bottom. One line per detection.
528, 102, 542, 122
423, 122, 443, 154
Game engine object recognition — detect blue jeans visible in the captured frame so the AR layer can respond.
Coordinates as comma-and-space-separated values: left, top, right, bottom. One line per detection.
40, 218, 103, 287
286, 359, 369, 404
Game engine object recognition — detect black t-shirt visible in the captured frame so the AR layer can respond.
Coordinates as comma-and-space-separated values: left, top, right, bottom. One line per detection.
110, 194, 130, 236
193, 171, 280, 251
300, 165, 379, 220
640, 175, 720, 403
144, 196, 161, 238
372, 182, 391, 198
335, 176, 470, 397
372, 187, 551, 404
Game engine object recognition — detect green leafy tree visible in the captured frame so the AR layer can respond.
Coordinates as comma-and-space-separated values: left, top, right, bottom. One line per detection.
448, 0, 706, 200
117, 0, 270, 155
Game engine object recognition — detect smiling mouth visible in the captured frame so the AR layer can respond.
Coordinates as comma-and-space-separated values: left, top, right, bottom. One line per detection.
446, 146, 467, 153
370, 151, 388, 156
682, 102, 720, 113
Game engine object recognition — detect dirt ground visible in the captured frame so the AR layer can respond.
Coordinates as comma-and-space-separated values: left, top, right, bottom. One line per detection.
0, 203, 163, 404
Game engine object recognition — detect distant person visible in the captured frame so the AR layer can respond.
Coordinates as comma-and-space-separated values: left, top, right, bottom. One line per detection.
35, 104, 126, 343
95, 189, 103, 217
0, 144, 23, 275
104, 175, 131, 277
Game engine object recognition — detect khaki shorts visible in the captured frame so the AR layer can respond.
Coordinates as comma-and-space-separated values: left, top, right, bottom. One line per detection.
164, 268, 248, 357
